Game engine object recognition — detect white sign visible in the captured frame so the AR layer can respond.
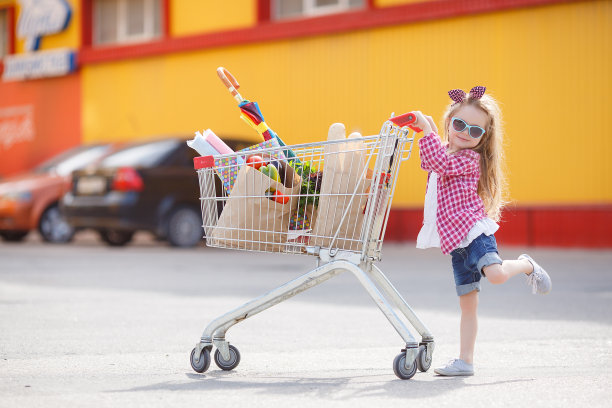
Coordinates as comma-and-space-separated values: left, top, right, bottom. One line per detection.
2, 48, 76, 81
17, 0, 72, 52
0, 105, 35, 151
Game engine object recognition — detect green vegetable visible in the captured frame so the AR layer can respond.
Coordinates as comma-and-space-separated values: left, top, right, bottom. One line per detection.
267, 164, 280, 182
289, 160, 323, 215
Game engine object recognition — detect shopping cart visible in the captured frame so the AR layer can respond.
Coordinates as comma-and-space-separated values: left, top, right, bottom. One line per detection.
189, 111, 435, 380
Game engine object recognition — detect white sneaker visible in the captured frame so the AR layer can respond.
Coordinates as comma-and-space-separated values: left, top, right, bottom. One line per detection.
520, 254, 552, 295
434, 358, 474, 376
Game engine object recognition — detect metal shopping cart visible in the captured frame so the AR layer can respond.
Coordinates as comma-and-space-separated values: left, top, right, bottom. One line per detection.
189, 110, 435, 380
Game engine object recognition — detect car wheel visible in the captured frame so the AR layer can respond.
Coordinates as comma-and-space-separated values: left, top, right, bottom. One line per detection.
0, 230, 29, 242
99, 230, 134, 246
167, 207, 202, 248
38, 204, 75, 243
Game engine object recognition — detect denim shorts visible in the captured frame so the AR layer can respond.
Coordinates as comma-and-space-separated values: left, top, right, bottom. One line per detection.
450, 233, 503, 296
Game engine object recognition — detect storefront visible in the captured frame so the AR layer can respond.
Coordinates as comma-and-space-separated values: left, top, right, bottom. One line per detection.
1, 0, 610, 247
0, 0, 81, 173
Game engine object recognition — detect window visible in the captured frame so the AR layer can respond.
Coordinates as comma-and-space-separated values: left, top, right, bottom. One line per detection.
0, 9, 8, 57
36, 145, 114, 176
100, 140, 179, 168
94, 0, 161, 46
274, 0, 364, 20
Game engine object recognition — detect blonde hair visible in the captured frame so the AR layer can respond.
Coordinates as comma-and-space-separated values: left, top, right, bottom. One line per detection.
442, 93, 507, 221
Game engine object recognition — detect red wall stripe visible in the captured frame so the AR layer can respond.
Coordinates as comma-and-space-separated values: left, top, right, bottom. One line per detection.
79, 0, 585, 65
386, 205, 612, 248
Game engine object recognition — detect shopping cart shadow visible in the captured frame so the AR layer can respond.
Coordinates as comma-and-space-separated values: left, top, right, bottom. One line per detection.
109, 372, 533, 400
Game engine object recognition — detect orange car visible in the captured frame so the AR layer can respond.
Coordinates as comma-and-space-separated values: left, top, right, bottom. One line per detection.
0, 144, 114, 243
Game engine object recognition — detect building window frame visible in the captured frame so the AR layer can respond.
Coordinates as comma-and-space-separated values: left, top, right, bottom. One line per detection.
0, 6, 15, 58
272, 0, 365, 21
93, 0, 162, 46
0, 9, 8, 58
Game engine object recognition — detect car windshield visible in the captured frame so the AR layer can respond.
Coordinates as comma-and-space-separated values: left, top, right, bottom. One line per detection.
100, 140, 180, 168
35, 145, 112, 176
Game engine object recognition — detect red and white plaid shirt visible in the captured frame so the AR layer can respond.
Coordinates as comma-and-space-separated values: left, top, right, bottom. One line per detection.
418, 132, 487, 254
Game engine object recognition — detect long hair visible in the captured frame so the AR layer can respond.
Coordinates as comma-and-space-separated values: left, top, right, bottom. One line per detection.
442, 94, 507, 221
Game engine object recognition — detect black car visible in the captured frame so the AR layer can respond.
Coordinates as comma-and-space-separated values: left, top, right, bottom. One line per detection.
61, 136, 255, 247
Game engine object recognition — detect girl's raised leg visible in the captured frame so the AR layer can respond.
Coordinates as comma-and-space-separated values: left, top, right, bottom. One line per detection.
483, 259, 533, 285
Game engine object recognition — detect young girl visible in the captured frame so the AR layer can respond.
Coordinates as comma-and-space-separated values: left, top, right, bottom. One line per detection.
411, 87, 551, 377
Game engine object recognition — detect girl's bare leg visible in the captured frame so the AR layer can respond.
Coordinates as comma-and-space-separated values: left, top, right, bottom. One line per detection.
483, 259, 533, 285
459, 290, 478, 364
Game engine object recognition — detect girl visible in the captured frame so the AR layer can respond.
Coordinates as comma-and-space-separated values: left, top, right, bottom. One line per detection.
411, 87, 551, 377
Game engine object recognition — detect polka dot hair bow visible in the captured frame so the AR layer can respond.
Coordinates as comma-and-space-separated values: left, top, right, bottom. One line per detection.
448, 86, 487, 104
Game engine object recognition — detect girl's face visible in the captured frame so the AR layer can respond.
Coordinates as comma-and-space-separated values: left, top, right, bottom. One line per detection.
447, 104, 488, 153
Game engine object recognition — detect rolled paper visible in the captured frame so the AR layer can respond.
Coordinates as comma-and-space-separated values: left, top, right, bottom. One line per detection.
202, 129, 234, 155
186, 131, 219, 156
187, 130, 243, 164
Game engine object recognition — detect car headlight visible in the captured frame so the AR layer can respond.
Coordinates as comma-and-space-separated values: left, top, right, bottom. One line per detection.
1, 191, 33, 202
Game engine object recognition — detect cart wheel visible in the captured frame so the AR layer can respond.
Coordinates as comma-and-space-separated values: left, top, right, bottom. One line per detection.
393, 352, 417, 380
190, 347, 211, 373
214, 345, 241, 371
416, 345, 432, 372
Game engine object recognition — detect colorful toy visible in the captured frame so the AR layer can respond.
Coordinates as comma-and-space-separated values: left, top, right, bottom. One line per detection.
217, 67, 299, 162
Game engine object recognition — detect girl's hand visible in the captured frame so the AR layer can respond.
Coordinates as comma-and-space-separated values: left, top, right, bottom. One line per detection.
411, 111, 438, 135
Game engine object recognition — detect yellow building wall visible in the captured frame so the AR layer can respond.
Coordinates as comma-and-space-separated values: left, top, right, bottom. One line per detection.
170, 0, 255, 36
82, 0, 612, 206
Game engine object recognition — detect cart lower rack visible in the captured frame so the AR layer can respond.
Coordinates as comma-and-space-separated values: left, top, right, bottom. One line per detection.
190, 115, 434, 379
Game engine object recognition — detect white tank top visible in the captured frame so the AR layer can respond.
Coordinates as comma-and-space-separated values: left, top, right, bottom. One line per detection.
416, 172, 499, 250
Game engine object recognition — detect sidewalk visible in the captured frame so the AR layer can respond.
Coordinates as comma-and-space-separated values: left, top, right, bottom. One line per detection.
0, 239, 610, 407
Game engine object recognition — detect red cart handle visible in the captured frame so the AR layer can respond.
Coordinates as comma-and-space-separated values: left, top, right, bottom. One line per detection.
389, 112, 423, 132
217, 67, 244, 102
194, 155, 215, 170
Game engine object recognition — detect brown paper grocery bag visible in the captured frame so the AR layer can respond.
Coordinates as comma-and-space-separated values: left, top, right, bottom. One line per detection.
209, 163, 301, 252
311, 123, 371, 252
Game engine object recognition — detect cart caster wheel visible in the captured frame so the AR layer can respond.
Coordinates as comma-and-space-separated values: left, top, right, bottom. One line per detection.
393, 352, 417, 380
190, 347, 211, 373
416, 345, 432, 372
214, 345, 241, 371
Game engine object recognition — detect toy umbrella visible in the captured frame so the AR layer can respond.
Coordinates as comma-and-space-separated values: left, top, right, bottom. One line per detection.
217, 67, 298, 161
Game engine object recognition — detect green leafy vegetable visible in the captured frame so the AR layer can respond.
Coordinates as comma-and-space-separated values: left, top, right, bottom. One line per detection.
289, 160, 323, 215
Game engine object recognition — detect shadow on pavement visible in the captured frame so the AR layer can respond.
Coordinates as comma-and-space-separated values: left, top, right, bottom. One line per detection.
109, 372, 534, 399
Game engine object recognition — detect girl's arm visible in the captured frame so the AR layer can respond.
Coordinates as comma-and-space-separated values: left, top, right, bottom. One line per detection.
410, 110, 479, 176
419, 132, 479, 176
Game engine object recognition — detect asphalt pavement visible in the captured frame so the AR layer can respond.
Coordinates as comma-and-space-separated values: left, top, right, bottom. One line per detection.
1, 232, 611, 407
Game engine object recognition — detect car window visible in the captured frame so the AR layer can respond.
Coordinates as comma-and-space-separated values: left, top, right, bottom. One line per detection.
36, 145, 112, 176
162, 145, 194, 168
100, 140, 180, 168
